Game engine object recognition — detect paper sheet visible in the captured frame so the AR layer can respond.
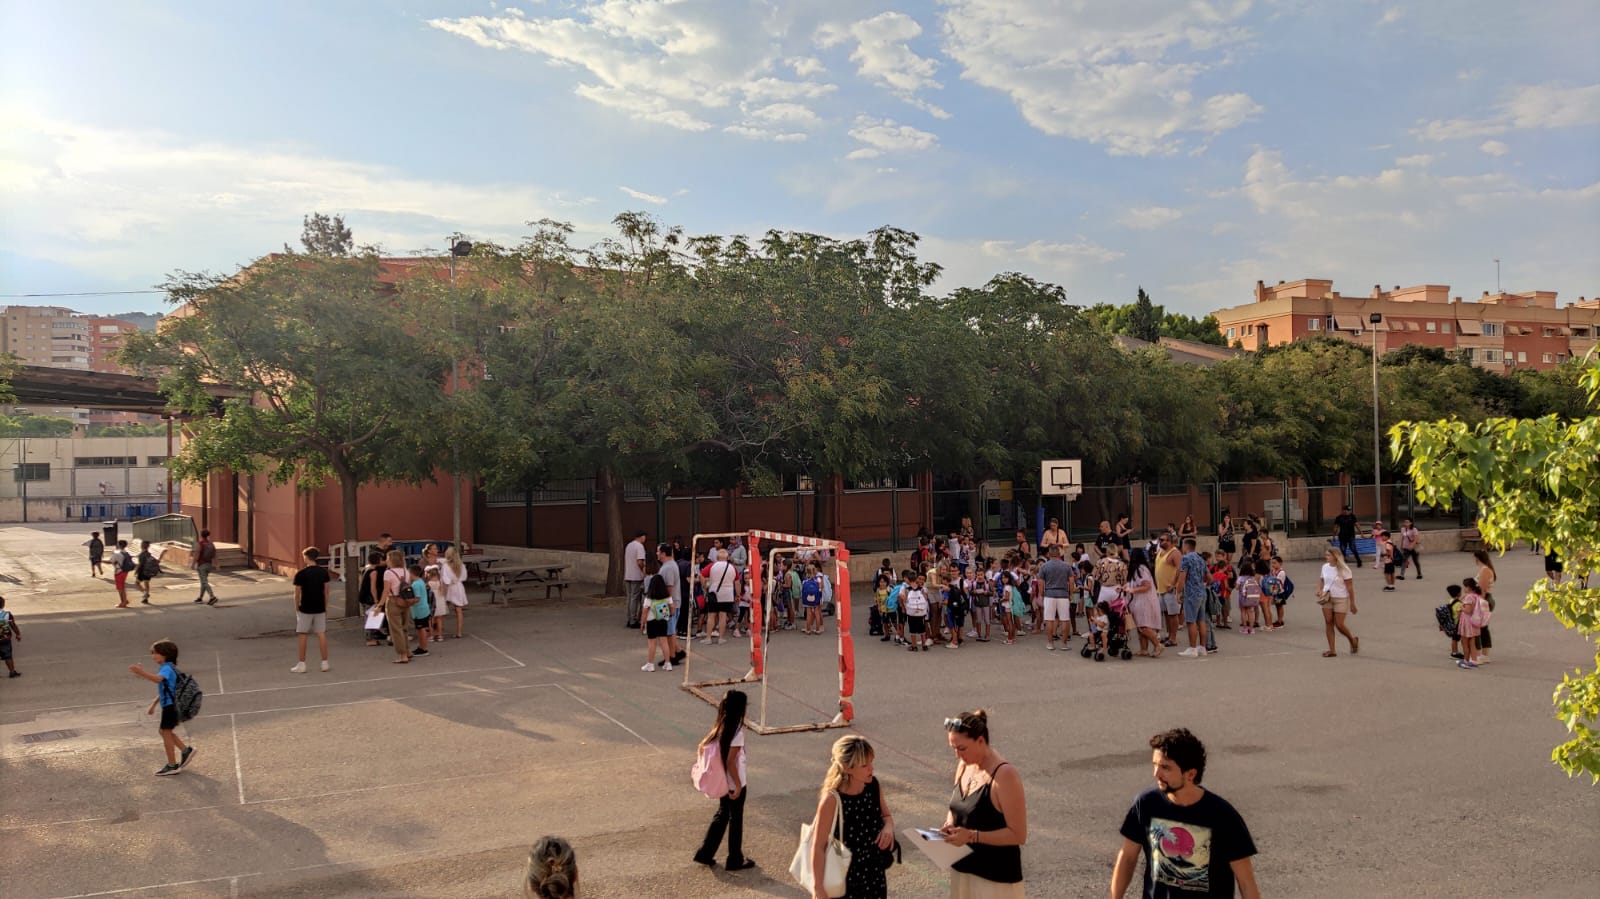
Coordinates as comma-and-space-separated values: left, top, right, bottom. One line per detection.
901, 827, 973, 870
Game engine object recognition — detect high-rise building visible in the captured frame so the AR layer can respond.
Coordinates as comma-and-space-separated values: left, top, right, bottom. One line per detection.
1210, 280, 1599, 370
1, 306, 92, 427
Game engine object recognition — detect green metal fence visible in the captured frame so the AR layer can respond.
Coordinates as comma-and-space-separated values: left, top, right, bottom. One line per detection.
132, 513, 197, 547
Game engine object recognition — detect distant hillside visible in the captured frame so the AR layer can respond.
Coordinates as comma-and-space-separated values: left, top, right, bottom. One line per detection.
107, 311, 164, 330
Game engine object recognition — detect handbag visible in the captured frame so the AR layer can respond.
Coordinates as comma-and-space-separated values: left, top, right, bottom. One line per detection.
1315, 589, 1333, 606
789, 790, 851, 898
690, 742, 728, 799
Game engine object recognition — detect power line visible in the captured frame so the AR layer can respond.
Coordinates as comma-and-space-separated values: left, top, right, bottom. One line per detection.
0, 290, 166, 299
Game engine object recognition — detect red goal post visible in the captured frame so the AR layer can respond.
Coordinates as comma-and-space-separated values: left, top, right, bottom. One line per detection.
679, 529, 855, 735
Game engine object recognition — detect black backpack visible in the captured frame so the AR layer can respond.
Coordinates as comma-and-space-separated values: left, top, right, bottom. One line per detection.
140, 555, 162, 579
119, 552, 137, 574
173, 670, 203, 722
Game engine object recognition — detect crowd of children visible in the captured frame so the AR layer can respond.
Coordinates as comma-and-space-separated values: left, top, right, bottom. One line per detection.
862, 523, 1298, 658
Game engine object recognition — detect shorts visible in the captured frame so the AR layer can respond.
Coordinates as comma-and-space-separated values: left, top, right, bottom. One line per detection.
412, 615, 430, 631
115, 571, 129, 590
1182, 593, 1206, 624
1042, 595, 1072, 621
801, 597, 820, 609
1326, 595, 1350, 614
0, 641, 11, 661
948, 608, 967, 626
295, 612, 327, 634
1159, 591, 1180, 616
159, 704, 179, 731
645, 619, 668, 639
1383, 562, 1396, 575
907, 615, 927, 635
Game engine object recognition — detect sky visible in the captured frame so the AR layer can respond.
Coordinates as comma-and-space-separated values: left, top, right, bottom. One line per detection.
1, 0, 1597, 318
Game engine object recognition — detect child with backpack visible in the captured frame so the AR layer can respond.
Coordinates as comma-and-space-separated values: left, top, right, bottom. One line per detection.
969, 568, 992, 642
871, 573, 891, 640
1436, 584, 1465, 661
407, 564, 433, 657
800, 565, 824, 635
641, 573, 674, 672
112, 540, 135, 607
1236, 560, 1266, 634
945, 575, 968, 649
1456, 578, 1491, 669
135, 542, 161, 604
128, 639, 197, 776
425, 565, 447, 643
0, 595, 20, 677
1266, 557, 1293, 629
902, 574, 930, 651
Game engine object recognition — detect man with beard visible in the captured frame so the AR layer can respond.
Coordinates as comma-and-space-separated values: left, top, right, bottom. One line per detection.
1111, 728, 1259, 898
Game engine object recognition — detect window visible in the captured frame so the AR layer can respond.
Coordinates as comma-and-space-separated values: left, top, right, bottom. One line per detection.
1480, 322, 1501, 336
1461, 348, 1476, 361
1543, 327, 1557, 337
1517, 351, 1527, 363
1574, 327, 1591, 338
146, 456, 169, 466
13, 463, 50, 482
1557, 354, 1567, 363
1542, 353, 1554, 363
847, 474, 916, 490
1306, 318, 1321, 331
1425, 321, 1437, 333
1225, 327, 1235, 339
74, 456, 137, 467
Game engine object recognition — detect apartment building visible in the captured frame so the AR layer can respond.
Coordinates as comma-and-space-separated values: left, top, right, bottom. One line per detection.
1210, 280, 1599, 370
1, 306, 92, 427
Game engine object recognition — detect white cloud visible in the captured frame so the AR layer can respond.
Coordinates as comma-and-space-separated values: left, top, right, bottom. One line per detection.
722, 124, 808, 142
940, 0, 1263, 156
1479, 140, 1509, 157
1118, 206, 1184, 229
818, 12, 947, 117
1377, 8, 1404, 27
1394, 154, 1435, 167
979, 238, 1123, 266
429, 3, 837, 134
846, 115, 938, 159
0, 108, 598, 278
1414, 82, 1600, 140
619, 186, 668, 205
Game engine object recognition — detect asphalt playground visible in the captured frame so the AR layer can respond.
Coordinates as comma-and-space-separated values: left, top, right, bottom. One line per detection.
1, 522, 1595, 897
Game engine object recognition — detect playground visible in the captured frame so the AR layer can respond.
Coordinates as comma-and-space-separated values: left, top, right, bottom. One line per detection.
1, 523, 1596, 897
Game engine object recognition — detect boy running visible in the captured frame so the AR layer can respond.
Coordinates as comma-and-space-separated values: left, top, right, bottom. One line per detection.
128, 639, 195, 776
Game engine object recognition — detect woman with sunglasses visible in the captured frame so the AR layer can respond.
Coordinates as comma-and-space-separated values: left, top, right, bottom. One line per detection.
940, 710, 1027, 897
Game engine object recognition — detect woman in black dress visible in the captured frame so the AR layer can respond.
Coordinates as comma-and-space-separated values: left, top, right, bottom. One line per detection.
940, 710, 1027, 897
808, 735, 895, 899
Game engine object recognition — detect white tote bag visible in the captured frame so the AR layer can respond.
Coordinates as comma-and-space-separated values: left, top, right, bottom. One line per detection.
789, 790, 851, 898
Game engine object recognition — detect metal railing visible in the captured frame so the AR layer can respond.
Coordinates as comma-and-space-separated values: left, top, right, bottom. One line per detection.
132, 513, 198, 547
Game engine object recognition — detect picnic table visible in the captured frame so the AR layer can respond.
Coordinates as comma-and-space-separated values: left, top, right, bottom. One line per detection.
464, 555, 508, 587
485, 563, 570, 604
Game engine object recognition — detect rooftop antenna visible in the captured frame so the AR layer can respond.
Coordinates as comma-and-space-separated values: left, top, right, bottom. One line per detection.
1494, 258, 1500, 294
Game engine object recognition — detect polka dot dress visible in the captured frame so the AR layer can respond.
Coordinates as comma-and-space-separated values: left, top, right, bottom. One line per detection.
838, 778, 889, 898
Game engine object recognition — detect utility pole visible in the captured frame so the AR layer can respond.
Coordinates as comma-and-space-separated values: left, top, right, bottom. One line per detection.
448, 238, 473, 551
1369, 312, 1383, 522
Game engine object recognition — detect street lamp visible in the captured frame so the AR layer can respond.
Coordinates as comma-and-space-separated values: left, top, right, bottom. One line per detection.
1369, 312, 1383, 523
447, 238, 473, 552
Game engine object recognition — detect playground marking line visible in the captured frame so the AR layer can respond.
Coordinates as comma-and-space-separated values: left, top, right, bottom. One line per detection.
230, 713, 245, 805
215, 651, 225, 695
469, 633, 527, 667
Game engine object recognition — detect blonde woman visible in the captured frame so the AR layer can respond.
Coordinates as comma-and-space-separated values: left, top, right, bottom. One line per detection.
1318, 548, 1359, 658
808, 736, 894, 899
382, 549, 413, 663
441, 546, 469, 639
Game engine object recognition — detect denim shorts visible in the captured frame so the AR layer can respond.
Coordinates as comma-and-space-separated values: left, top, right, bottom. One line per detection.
1182, 592, 1207, 624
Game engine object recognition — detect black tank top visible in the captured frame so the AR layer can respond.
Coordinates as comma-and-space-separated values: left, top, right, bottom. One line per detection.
948, 761, 1022, 883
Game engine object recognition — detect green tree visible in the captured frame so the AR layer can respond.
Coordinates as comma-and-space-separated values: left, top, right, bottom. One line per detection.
1392, 353, 1600, 782
289, 212, 355, 257
0, 415, 75, 437
1127, 287, 1161, 343
121, 252, 449, 613
1161, 312, 1227, 345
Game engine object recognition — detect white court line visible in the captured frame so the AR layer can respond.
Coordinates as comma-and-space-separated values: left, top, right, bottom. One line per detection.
230, 714, 244, 804
215, 652, 225, 695
551, 683, 656, 749
469, 633, 526, 667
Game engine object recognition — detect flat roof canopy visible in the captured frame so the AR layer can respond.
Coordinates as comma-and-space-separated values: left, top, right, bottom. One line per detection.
6, 365, 242, 415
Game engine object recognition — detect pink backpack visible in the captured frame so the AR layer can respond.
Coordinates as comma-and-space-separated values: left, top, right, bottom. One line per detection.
690, 742, 728, 798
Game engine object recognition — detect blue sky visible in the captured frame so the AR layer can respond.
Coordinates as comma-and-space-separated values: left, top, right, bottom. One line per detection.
2, 0, 1596, 318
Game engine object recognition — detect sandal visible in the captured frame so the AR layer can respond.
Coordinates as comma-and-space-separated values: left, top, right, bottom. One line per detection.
1350, 636, 1360, 654
393, 658, 410, 664
1322, 651, 1337, 658
1151, 647, 1164, 659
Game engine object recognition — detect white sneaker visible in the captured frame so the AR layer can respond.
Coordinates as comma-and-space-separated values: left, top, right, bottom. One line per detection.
320, 660, 330, 672
1046, 641, 1056, 651
663, 661, 673, 671
290, 662, 307, 674
1178, 648, 1198, 657
641, 663, 656, 672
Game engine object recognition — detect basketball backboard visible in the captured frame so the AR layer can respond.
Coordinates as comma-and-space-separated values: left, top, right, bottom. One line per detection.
1041, 459, 1082, 498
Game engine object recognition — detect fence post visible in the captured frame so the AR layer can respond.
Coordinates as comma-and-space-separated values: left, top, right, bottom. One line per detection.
523, 489, 534, 548
1282, 480, 1290, 535
654, 488, 666, 543
890, 488, 900, 553
1138, 483, 1148, 537
584, 487, 595, 554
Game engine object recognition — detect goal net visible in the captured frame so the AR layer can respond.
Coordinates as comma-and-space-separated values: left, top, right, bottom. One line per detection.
679, 529, 856, 735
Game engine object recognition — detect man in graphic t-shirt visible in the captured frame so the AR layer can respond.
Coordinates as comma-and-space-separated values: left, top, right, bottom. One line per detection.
1038, 546, 1075, 650
1333, 506, 1362, 566
1111, 728, 1260, 898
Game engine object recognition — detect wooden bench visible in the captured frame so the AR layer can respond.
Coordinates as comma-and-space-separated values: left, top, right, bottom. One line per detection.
1460, 528, 1485, 553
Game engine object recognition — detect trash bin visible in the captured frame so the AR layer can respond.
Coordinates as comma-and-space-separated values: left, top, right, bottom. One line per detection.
102, 520, 119, 547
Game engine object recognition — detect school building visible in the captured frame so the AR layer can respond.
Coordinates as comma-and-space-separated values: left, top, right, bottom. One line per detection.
1210, 279, 1600, 370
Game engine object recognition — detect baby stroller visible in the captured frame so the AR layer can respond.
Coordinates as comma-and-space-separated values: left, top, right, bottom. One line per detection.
1081, 597, 1136, 661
